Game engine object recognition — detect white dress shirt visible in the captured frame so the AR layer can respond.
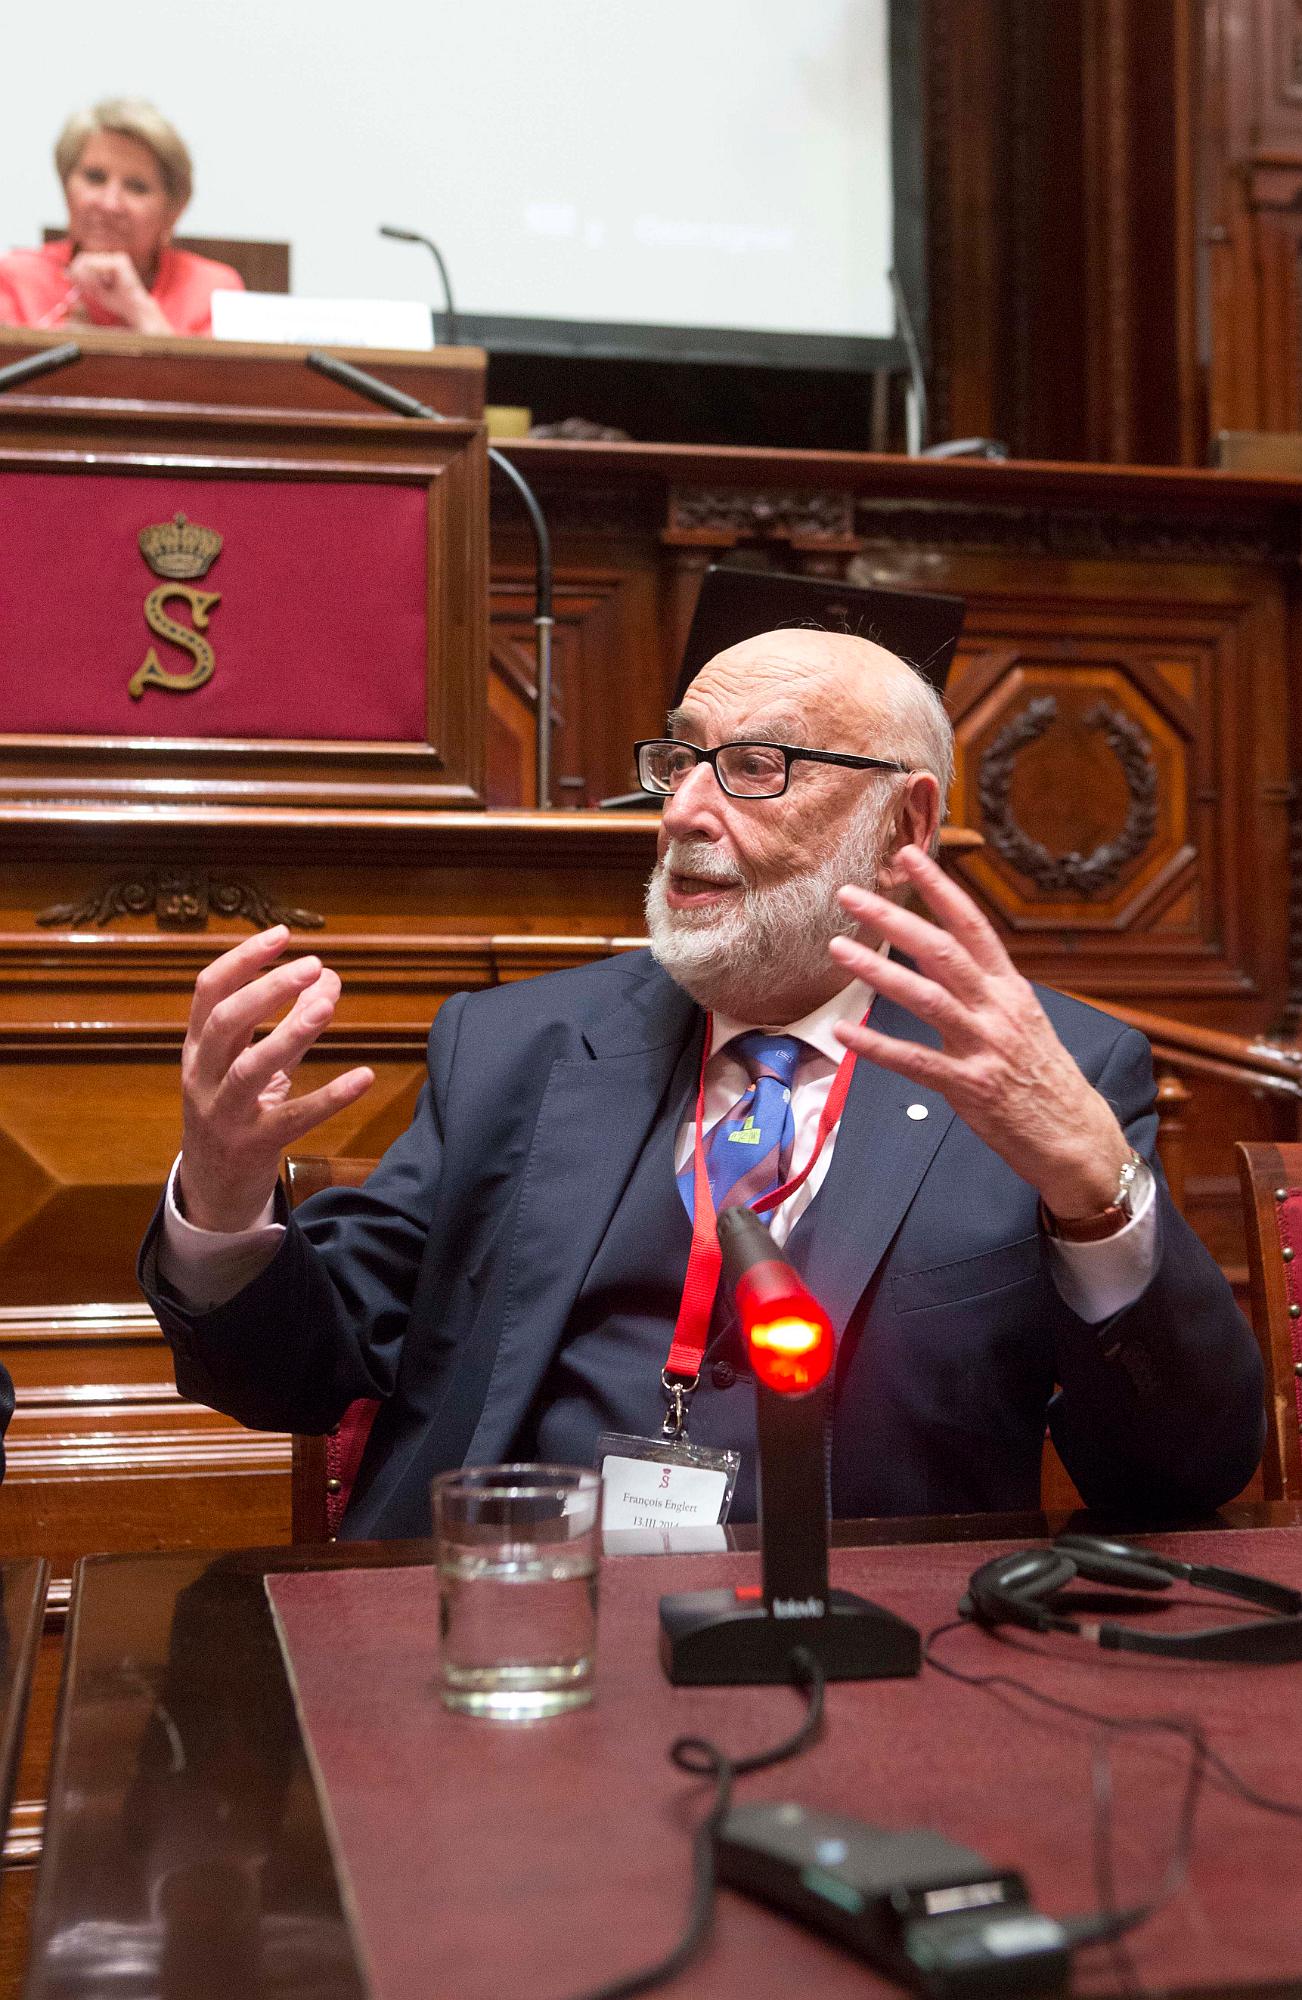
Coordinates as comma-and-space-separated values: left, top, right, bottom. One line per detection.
160, 977, 1156, 1323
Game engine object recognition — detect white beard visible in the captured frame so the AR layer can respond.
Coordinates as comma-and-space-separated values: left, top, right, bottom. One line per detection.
644, 790, 893, 1017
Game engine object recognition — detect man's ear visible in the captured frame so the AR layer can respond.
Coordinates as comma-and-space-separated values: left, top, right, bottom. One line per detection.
874, 773, 942, 894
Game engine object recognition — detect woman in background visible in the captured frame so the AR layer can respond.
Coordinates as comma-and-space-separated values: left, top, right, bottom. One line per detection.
0, 98, 243, 335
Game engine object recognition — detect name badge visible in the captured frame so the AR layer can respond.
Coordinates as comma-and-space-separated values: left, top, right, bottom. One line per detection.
595, 1430, 739, 1531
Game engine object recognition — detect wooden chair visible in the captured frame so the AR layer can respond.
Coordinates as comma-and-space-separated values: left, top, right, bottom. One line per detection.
284, 1153, 379, 1542
1235, 1142, 1302, 1499
43, 229, 290, 293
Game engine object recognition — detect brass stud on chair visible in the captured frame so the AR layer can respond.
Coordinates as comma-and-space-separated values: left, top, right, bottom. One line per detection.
1295, 1362, 1302, 1377
1285, 1247, 1295, 1263
1277, 1188, 1289, 1202
1290, 1304, 1301, 1320
326, 1476, 343, 1494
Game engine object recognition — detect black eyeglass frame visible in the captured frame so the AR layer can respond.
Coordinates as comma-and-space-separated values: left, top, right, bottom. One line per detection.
633, 737, 914, 800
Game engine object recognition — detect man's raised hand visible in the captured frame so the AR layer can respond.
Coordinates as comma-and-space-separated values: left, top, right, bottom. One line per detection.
177, 926, 374, 1233
828, 846, 1132, 1221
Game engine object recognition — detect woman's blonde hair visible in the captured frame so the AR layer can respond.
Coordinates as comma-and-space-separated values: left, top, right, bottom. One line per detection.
55, 98, 192, 210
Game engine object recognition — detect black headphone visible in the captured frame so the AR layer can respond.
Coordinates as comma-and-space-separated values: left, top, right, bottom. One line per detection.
959, 1534, 1302, 1664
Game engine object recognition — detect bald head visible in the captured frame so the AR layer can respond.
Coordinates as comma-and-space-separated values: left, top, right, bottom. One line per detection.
671, 628, 954, 811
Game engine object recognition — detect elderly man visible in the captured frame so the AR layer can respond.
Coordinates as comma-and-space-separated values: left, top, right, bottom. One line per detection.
141, 631, 1263, 1532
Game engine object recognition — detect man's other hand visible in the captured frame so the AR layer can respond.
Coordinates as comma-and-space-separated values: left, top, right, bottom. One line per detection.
178, 926, 375, 1233
829, 847, 1131, 1220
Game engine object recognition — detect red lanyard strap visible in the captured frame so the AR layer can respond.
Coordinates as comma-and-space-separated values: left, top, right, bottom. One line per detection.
664, 1011, 865, 1380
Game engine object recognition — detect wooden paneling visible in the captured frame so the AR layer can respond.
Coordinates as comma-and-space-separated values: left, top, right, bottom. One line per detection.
1202, 0, 1302, 438
924, 1, 1302, 467
924, 0, 1197, 465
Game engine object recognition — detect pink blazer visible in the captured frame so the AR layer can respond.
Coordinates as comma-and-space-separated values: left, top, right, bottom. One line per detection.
0, 238, 244, 335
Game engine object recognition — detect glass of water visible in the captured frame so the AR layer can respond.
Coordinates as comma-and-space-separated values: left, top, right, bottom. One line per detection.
431, 1464, 602, 1720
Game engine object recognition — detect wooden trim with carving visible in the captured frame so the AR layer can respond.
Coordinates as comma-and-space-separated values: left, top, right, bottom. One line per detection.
977, 696, 1159, 896
34, 874, 324, 932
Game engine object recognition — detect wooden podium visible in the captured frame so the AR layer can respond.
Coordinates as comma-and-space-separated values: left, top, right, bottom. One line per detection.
0, 394, 488, 811
0, 322, 485, 420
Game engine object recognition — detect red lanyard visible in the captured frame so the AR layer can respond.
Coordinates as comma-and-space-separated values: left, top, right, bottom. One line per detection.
664, 1012, 866, 1380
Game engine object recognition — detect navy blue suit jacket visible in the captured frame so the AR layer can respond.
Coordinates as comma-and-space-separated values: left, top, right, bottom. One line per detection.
141, 951, 1265, 1537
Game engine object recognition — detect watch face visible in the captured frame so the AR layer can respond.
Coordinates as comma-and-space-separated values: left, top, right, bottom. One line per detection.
1117, 1152, 1143, 1214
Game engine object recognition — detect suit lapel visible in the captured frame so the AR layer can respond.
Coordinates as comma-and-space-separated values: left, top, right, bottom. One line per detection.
466, 966, 701, 1457
788, 987, 956, 1336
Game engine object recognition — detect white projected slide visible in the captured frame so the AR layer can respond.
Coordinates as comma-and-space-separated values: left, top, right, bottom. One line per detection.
0, 0, 896, 349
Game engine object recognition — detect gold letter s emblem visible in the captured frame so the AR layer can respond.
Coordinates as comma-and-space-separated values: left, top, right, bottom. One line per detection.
128, 585, 222, 699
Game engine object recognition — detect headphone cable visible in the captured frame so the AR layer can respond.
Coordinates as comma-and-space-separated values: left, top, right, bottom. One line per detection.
923, 1614, 1302, 1987
569, 1646, 826, 2000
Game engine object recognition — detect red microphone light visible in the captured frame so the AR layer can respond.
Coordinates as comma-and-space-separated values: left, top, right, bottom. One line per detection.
737, 1260, 835, 1395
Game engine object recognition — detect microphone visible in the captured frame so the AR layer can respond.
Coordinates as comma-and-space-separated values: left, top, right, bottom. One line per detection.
303, 348, 558, 808
659, 1209, 920, 1684
889, 268, 927, 456
0, 341, 81, 395
380, 224, 459, 347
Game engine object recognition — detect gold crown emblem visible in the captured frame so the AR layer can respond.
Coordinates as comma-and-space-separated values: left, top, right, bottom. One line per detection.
138, 512, 223, 580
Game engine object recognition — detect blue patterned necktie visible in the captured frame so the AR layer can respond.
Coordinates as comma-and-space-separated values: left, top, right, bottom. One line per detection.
678, 1031, 804, 1219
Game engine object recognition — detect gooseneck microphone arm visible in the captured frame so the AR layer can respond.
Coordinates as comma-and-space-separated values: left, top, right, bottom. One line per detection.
380, 224, 459, 347
305, 349, 556, 807
888, 268, 927, 457
0, 341, 82, 395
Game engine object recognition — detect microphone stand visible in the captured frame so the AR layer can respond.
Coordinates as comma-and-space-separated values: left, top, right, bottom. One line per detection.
889, 268, 927, 457
659, 1209, 920, 1685
0, 342, 81, 395
305, 348, 556, 807
380, 224, 459, 347
888, 270, 1007, 461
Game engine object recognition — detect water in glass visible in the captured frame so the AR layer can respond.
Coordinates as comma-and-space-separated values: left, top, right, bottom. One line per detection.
439, 1543, 598, 1719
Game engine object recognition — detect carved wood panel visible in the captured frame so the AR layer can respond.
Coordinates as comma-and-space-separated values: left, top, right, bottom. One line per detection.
0, 1054, 425, 1307
847, 548, 1291, 1012
1204, 0, 1302, 434
487, 557, 666, 807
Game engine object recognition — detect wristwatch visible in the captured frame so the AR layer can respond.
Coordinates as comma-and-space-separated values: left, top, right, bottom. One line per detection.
1043, 1149, 1147, 1243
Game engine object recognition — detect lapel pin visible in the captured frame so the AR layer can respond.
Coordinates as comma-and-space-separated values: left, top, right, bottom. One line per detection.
906, 1103, 929, 1121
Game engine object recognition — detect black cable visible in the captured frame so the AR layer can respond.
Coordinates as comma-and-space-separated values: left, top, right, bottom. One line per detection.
569, 1647, 825, 2000
923, 1615, 1302, 1991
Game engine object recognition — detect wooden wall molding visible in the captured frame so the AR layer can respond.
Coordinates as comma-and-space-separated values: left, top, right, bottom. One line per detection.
850, 494, 1299, 563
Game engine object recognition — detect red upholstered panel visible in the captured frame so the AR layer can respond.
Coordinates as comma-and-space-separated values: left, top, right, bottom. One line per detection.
326, 1399, 381, 1537
1276, 1192, 1302, 1447
0, 470, 428, 741
268, 1530, 1302, 2000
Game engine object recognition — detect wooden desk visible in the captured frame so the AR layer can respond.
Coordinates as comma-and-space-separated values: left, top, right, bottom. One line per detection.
0, 1564, 47, 1850
0, 325, 485, 422
20, 1511, 1302, 2000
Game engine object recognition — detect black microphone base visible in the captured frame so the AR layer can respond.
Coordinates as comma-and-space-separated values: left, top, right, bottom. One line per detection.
659, 1587, 920, 1685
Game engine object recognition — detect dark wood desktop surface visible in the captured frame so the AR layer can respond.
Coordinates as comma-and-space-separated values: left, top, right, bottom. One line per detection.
0, 1564, 47, 1857
20, 1506, 1302, 2000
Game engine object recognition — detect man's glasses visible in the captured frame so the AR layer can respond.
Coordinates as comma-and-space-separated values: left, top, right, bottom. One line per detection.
634, 738, 912, 801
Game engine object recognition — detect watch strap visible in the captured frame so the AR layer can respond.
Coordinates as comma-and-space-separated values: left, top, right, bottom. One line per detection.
1043, 1150, 1145, 1244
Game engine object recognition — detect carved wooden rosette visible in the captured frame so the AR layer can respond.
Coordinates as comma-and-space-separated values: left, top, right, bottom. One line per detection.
977, 695, 1159, 898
